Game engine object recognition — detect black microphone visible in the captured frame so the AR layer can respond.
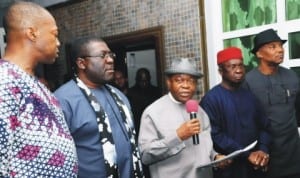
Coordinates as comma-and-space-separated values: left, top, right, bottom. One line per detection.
185, 100, 200, 145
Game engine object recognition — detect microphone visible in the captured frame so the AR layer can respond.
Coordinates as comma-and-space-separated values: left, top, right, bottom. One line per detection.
185, 99, 200, 145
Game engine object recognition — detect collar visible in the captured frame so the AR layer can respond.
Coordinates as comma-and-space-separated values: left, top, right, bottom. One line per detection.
168, 92, 182, 104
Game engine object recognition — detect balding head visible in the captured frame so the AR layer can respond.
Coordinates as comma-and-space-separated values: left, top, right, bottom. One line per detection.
3, 1, 53, 35
3, 1, 60, 74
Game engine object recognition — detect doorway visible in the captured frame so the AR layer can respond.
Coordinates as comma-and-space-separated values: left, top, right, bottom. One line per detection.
103, 26, 165, 94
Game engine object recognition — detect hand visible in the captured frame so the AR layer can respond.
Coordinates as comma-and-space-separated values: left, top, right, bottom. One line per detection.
248, 150, 269, 170
214, 154, 232, 169
176, 119, 200, 140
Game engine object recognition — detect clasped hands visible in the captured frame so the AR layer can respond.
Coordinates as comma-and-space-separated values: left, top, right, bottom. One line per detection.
248, 150, 269, 171
213, 150, 269, 170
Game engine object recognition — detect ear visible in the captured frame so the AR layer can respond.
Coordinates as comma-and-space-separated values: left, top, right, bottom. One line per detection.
76, 58, 86, 70
218, 66, 223, 75
256, 50, 263, 59
166, 77, 171, 90
26, 27, 38, 42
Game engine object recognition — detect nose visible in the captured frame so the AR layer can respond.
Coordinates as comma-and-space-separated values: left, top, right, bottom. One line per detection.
235, 67, 242, 73
235, 64, 245, 73
56, 38, 60, 47
277, 45, 284, 53
181, 80, 191, 88
106, 55, 114, 64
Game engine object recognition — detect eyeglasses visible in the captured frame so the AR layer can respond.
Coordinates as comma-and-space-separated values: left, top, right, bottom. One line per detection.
81, 51, 116, 59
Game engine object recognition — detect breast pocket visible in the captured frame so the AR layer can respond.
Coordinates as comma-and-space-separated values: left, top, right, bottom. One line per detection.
268, 84, 288, 105
287, 87, 298, 103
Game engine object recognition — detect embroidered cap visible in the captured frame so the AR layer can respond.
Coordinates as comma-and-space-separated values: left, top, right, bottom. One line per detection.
217, 47, 243, 65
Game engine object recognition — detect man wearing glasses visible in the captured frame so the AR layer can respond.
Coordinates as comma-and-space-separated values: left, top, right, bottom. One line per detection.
55, 37, 144, 178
